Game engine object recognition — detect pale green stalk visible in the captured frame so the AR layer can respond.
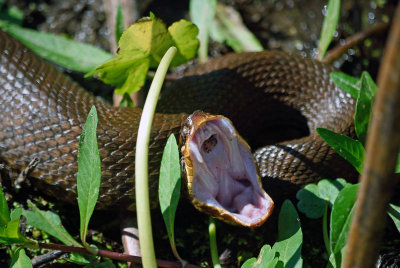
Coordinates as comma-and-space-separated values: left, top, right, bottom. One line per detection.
209, 217, 221, 268
135, 46, 177, 268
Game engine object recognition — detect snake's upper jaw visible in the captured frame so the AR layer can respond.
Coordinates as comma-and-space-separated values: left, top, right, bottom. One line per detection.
181, 111, 274, 227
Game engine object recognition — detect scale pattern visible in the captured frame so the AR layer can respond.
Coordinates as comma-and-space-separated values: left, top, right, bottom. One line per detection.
0, 30, 356, 209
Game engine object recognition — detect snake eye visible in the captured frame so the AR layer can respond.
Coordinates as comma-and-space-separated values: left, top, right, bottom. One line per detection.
181, 112, 274, 227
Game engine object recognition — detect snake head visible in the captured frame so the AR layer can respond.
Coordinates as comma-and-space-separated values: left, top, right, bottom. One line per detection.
180, 111, 274, 227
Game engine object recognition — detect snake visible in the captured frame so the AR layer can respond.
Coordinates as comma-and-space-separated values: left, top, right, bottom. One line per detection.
0, 29, 356, 227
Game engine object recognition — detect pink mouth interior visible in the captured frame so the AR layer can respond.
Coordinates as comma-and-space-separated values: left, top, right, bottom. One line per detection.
189, 118, 273, 225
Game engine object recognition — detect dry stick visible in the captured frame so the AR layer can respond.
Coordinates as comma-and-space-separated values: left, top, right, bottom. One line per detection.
38, 243, 202, 268
323, 22, 389, 64
342, 3, 400, 268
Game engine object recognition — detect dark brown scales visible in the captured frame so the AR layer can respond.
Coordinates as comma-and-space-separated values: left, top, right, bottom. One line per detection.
0, 30, 356, 209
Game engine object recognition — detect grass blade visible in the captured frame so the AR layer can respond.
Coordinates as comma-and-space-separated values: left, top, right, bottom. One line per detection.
77, 106, 101, 253
115, 3, 125, 44
317, 0, 341, 60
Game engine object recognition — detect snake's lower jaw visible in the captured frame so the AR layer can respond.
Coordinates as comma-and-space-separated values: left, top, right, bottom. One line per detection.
181, 111, 274, 227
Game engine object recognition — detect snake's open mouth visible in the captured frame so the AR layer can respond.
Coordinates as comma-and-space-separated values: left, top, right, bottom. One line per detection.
181, 111, 274, 227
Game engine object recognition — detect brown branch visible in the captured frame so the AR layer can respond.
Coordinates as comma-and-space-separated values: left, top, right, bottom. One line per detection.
342, 3, 400, 268
323, 22, 390, 64
38, 242, 202, 268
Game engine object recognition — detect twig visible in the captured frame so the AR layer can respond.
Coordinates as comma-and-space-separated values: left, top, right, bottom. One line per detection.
342, 3, 400, 268
323, 22, 390, 64
38, 243, 202, 268
31, 250, 67, 267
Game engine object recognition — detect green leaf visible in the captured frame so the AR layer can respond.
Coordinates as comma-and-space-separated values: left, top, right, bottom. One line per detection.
119, 93, 134, 107
317, 128, 365, 173
10, 248, 32, 268
77, 106, 101, 250
0, 186, 10, 226
93, 261, 116, 268
330, 72, 360, 98
93, 17, 198, 95
159, 134, 182, 261
115, 3, 125, 44
0, 217, 21, 244
355, 72, 377, 144
190, 0, 217, 62
317, 0, 341, 60
273, 200, 303, 268
330, 184, 359, 266
210, 3, 263, 52
396, 151, 400, 173
168, 19, 200, 66
388, 203, 400, 233
0, 5, 24, 25
0, 23, 112, 73
241, 245, 279, 268
22, 203, 80, 247
296, 179, 348, 219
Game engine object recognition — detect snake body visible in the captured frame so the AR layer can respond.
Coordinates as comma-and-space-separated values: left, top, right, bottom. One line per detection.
0, 30, 356, 210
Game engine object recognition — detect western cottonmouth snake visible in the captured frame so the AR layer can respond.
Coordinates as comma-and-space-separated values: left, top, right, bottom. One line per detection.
0, 30, 356, 226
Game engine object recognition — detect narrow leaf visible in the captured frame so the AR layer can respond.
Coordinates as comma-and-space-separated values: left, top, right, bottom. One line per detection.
10, 248, 32, 268
159, 134, 182, 262
317, 128, 365, 173
388, 203, 400, 233
77, 106, 101, 249
190, 0, 217, 62
317, 0, 341, 60
330, 72, 360, 98
354, 72, 377, 144
0, 186, 10, 225
0, 23, 112, 73
330, 184, 358, 265
273, 200, 303, 268
210, 3, 263, 52
115, 3, 125, 43
22, 203, 80, 247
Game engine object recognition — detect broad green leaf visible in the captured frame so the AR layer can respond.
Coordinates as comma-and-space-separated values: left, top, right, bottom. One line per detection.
330, 184, 358, 265
273, 200, 303, 268
296, 178, 348, 218
168, 19, 200, 66
93, 17, 198, 95
388, 203, 400, 233
210, 3, 263, 53
115, 3, 125, 43
317, 128, 365, 173
241, 245, 279, 268
10, 208, 22, 221
190, 0, 217, 62
22, 203, 80, 247
159, 134, 182, 261
330, 72, 360, 98
0, 186, 10, 225
10, 248, 32, 268
355, 72, 377, 144
317, 0, 341, 60
0, 23, 112, 73
77, 106, 101, 250
296, 184, 326, 219
0, 217, 21, 244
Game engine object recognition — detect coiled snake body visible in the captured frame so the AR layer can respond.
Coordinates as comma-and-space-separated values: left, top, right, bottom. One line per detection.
0, 30, 356, 217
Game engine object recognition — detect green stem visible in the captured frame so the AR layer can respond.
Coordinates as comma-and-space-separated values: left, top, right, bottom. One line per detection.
323, 201, 331, 256
209, 217, 221, 268
135, 46, 177, 268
